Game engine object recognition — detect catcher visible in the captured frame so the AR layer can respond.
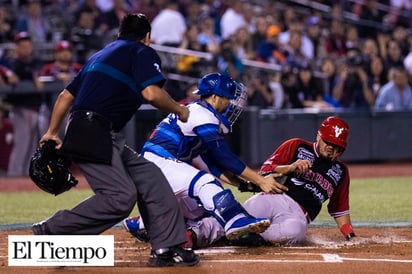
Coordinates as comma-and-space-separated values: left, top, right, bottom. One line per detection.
125, 116, 358, 248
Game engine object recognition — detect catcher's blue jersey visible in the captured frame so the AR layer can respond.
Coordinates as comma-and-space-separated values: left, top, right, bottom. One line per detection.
142, 99, 246, 176
66, 38, 165, 131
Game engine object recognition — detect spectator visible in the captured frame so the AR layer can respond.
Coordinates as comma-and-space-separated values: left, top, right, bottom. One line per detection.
74, 0, 106, 34
43, 0, 74, 43
282, 30, 310, 68
14, 0, 52, 47
319, 57, 341, 107
367, 55, 387, 96
4, 32, 45, 177
197, 15, 221, 55
232, 26, 255, 60
324, 18, 347, 58
150, 1, 186, 47
332, 48, 375, 109
356, 0, 387, 39
0, 103, 13, 175
374, 66, 412, 110
220, 2, 247, 40
279, 16, 314, 61
345, 24, 361, 51
387, 0, 412, 29
280, 6, 297, 32
360, 37, 380, 67
256, 24, 286, 65
40, 40, 83, 85
0, 5, 15, 43
216, 39, 244, 81
100, 0, 130, 32
0, 64, 19, 86
384, 39, 404, 71
282, 62, 331, 109
305, 15, 326, 59
268, 71, 286, 110
71, 11, 104, 64
391, 25, 410, 56
183, 0, 202, 27
177, 24, 207, 77
250, 15, 269, 53
403, 36, 412, 76
246, 69, 273, 108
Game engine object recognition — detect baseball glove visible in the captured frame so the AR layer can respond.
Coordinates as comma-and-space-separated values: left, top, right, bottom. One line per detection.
29, 140, 78, 196
237, 180, 263, 193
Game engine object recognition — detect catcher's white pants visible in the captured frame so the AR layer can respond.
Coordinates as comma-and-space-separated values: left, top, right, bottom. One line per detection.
143, 152, 223, 220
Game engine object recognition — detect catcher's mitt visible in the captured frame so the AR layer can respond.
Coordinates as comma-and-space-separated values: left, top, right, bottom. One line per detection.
237, 180, 263, 193
29, 140, 78, 196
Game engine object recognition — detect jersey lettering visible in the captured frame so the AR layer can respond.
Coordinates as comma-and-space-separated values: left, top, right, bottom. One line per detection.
297, 147, 315, 162
326, 164, 343, 185
304, 184, 325, 203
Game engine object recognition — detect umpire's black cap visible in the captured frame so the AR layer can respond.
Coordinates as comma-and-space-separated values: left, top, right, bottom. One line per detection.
118, 13, 151, 41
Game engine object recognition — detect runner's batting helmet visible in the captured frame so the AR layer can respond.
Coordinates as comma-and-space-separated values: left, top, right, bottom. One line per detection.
29, 140, 78, 196
318, 116, 349, 149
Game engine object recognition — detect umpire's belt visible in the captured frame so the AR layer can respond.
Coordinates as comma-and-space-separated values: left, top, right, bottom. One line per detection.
71, 110, 113, 130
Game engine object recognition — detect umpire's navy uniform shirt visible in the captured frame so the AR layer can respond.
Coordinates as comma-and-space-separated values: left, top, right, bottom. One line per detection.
66, 38, 166, 131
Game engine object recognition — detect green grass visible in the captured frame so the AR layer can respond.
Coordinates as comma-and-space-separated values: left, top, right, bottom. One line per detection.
315, 177, 412, 225
0, 177, 411, 225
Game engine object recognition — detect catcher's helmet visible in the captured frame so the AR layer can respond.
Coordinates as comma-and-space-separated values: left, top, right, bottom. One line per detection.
193, 73, 238, 99
318, 116, 349, 149
29, 140, 78, 196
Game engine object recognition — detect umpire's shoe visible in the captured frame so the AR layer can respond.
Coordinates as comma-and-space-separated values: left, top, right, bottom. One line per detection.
32, 221, 51, 235
225, 217, 270, 241
148, 246, 200, 267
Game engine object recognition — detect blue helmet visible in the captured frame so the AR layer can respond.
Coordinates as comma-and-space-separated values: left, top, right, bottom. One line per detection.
193, 73, 237, 99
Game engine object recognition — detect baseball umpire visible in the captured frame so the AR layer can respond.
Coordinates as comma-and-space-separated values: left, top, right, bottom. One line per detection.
32, 13, 199, 267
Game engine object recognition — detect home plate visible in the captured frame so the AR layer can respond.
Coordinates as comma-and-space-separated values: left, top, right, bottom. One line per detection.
322, 253, 344, 262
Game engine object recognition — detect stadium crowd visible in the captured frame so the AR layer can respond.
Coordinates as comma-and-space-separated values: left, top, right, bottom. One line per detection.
0, 0, 412, 175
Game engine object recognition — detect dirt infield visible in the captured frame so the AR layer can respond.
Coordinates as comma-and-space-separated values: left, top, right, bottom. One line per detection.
1, 161, 412, 273
2, 227, 412, 273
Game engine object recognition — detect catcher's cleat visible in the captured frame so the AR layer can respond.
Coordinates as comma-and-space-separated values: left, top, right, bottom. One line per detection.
122, 216, 149, 242
225, 217, 270, 241
148, 246, 200, 267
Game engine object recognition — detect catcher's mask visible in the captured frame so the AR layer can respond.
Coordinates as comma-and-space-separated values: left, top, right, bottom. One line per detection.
318, 116, 349, 150
223, 82, 247, 128
29, 140, 78, 196
194, 73, 247, 130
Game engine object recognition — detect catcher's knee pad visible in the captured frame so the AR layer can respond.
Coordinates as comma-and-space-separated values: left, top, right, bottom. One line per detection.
211, 189, 243, 226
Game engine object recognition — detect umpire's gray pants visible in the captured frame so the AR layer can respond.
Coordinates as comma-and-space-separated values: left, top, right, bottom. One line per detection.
44, 132, 187, 250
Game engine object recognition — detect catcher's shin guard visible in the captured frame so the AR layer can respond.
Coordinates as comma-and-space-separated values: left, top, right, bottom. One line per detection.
212, 189, 270, 241
211, 189, 244, 226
